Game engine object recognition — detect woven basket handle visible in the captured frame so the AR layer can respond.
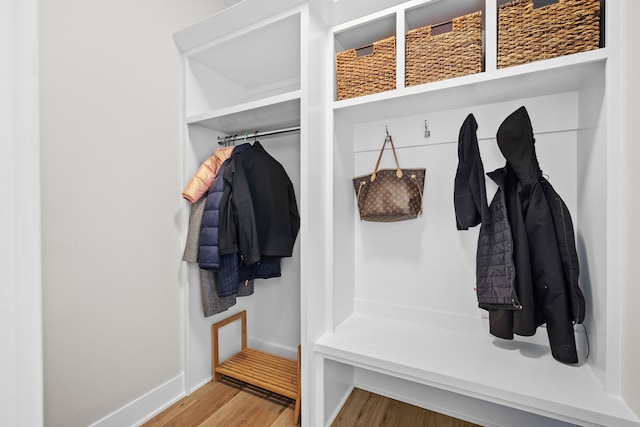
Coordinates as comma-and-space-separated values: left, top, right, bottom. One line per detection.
371, 134, 403, 181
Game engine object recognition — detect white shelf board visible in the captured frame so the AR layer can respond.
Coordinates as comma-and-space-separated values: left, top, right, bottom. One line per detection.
334, 13, 396, 52
187, 12, 300, 93
173, 0, 305, 53
186, 91, 301, 135
404, 0, 485, 31
315, 312, 640, 427
333, 49, 607, 123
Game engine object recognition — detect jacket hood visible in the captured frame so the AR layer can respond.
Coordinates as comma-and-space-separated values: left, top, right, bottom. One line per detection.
497, 106, 541, 184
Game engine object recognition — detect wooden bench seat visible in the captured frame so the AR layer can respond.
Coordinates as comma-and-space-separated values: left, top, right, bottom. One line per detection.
212, 311, 301, 424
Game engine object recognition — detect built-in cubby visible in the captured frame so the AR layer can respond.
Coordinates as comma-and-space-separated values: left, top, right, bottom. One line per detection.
315, 1, 638, 426
184, 12, 300, 118
175, 3, 306, 397
174, 1, 638, 426
404, 0, 485, 33
334, 13, 397, 100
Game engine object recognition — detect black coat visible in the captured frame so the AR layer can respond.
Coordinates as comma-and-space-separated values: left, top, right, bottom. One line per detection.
219, 141, 300, 266
454, 113, 520, 310
486, 106, 585, 364
454, 114, 490, 229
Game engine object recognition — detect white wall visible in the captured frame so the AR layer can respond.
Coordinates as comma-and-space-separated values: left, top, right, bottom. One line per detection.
39, 1, 226, 426
622, 0, 640, 417
1, 0, 43, 426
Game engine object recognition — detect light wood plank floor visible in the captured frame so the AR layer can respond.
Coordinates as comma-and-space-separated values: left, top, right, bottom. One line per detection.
143, 379, 481, 427
331, 388, 482, 427
142, 378, 297, 427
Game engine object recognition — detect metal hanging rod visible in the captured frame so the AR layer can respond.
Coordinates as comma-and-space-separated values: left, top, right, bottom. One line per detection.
217, 126, 300, 146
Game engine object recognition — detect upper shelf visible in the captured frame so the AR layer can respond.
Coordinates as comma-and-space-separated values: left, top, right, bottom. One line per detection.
187, 91, 301, 135
331, 0, 605, 115
173, 0, 305, 53
333, 49, 608, 123
184, 11, 301, 117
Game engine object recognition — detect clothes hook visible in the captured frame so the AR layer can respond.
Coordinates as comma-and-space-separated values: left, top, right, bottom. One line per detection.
385, 125, 389, 136
244, 132, 248, 143
424, 120, 431, 138
254, 131, 259, 143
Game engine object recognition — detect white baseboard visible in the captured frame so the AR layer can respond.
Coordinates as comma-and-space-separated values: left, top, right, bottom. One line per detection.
88, 374, 185, 427
248, 336, 298, 360
188, 375, 213, 395
87, 340, 297, 427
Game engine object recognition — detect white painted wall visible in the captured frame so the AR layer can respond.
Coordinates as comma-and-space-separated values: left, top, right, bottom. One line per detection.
1, 0, 43, 426
622, 0, 640, 417
39, 1, 226, 426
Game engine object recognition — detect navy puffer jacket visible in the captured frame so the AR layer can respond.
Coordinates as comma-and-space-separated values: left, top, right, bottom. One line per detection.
199, 143, 252, 270
198, 160, 229, 270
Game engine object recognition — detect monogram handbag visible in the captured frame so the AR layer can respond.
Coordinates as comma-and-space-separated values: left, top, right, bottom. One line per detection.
353, 132, 425, 222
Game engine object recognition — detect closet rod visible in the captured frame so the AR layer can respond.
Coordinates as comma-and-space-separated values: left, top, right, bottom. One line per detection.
217, 126, 300, 146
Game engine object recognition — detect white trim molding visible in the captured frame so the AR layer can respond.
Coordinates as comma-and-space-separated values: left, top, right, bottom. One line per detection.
0, 0, 43, 425
89, 375, 185, 427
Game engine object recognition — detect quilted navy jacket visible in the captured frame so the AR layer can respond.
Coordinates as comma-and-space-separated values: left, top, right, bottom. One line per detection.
198, 159, 231, 270
199, 143, 252, 271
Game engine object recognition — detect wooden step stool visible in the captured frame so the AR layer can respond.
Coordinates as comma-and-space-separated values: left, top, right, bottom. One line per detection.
212, 310, 301, 424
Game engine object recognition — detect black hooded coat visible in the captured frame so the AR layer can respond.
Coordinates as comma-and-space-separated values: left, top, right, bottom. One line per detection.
484, 106, 585, 364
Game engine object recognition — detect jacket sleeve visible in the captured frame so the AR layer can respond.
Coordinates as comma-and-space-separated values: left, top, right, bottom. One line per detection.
182, 147, 234, 203
219, 160, 237, 255
454, 114, 488, 230
288, 181, 300, 246
220, 159, 261, 265
182, 155, 219, 203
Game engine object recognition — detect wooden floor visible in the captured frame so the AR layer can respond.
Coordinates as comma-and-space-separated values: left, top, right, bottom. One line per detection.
142, 378, 297, 427
331, 388, 481, 427
143, 379, 481, 427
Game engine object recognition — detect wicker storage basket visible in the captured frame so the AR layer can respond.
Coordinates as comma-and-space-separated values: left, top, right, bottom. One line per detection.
498, 0, 601, 69
336, 36, 396, 100
405, 11, 483, 87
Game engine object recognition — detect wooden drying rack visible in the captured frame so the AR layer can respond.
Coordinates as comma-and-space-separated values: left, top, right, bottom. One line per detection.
212, 310, 301, 424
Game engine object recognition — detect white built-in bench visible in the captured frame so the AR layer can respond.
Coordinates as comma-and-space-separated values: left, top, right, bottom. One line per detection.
314, 313, 640, 427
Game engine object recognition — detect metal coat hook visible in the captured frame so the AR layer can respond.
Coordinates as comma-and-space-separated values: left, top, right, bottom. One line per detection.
385, 125, 389, 136
244, 132, 248, 143
424, 120, 431, 138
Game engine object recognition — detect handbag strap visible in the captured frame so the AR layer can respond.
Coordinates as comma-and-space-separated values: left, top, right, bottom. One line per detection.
411, 172, 424, 215
371, 134, 403, 181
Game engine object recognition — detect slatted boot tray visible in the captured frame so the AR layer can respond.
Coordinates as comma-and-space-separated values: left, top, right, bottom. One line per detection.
212, 310, 301, 424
